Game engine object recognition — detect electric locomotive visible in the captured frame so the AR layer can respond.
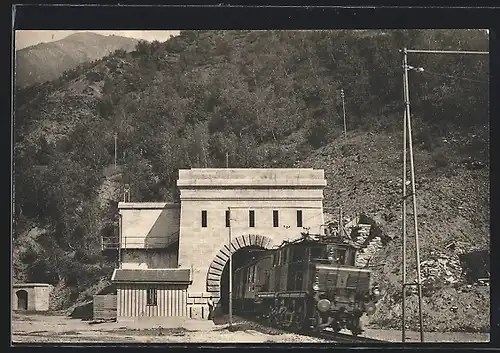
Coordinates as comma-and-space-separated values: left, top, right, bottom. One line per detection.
233, 232, 381, 335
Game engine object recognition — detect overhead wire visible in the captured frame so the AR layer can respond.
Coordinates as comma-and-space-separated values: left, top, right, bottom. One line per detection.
417, 69, 488, 84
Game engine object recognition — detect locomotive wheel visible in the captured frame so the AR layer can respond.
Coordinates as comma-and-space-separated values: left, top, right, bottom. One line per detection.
294, 299, 309, 332
277, 305, 288, 328
268, 305, 279, 327
314, 310, 323, 332
350, 316, 362, 337
271, 304, 287, 328
331, 320, 341, 333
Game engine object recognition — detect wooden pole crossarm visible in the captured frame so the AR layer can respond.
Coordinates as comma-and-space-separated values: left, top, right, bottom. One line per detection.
405, 49, 489, 55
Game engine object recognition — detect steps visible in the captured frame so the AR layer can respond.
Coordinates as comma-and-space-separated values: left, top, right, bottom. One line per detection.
324, 212, 385, 268
355, 237, 383, 268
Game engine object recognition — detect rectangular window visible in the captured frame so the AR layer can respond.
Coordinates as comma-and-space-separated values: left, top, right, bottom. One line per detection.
201, 210, 207, 228
225, 210, 230, 227
293, 247, 306, 262
147, 288, 157, 306
273, 210, 279, 228
310, 247, 325, 261
249, 210, 255, 227
296, 210, 303, 227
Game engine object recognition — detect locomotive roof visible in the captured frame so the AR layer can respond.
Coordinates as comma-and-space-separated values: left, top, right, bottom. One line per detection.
234, 251, 272, 272
234, 234, 361, 272
276, 232, 361, 250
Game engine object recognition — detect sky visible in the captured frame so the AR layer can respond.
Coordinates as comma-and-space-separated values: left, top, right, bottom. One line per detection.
15, 30, 181, 50
14, 29, 489, 51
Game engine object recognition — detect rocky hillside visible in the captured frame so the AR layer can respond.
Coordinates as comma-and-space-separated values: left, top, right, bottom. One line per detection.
13, 30, 489, 331
15, 32, 139, 88
300, 127, 489, 332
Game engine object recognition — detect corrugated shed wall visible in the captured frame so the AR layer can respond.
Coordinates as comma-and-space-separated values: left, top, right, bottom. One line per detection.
117, 284, 188, 317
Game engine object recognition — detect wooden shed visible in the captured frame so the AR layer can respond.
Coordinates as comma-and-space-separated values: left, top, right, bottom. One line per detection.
111, 268, 192, 322
93, 294, 117, 320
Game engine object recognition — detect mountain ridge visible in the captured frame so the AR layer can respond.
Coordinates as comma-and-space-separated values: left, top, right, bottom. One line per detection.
15, 32, 141, 88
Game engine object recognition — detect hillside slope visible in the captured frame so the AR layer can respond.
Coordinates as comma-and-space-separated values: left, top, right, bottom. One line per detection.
15, 32, 139, 88
300, 129, 489, 332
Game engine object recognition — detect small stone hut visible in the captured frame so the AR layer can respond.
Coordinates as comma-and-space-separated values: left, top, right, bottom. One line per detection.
13, 283, 53, 311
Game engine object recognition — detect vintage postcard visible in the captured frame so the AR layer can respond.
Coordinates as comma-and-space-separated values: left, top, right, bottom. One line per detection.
11, 10, 490, 345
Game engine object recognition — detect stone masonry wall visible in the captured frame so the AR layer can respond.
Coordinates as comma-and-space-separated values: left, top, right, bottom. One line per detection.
187, 292, 220, 319
119, 203, 181, 249
177, 168, 327, 305
121, 248, 178, 269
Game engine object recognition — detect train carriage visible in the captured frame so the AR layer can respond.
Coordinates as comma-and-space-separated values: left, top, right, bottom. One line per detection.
233, 254, 273, 312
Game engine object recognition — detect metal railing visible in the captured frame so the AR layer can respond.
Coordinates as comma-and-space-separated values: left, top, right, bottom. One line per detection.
101, 231, 179, 250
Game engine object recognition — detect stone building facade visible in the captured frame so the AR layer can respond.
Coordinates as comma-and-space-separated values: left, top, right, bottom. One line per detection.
111, 168, 327, 320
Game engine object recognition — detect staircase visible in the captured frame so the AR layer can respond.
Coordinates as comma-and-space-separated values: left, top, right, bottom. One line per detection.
355, 236, 383, 267
323, 212, 385, 268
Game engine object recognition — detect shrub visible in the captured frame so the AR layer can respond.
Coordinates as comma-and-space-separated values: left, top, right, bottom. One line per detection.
416, 127, 436, 151
307, 119, 329, 148
85, 71, 103, 82
432, 151, 449, 169
97, 97, 114, 119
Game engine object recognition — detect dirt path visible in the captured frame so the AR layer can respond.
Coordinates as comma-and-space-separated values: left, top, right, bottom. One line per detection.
12, 312, 489, 344
12, 313, 323, 344
362, 328, 489, 343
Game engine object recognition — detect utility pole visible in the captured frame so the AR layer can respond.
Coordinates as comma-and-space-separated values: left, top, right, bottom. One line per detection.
202, 146, 208, 168
402, 105, 408, 343
401, 47, 424, 343
118, 214, 122, 269
228, 207, 233, 327
341, 88, 347, 139
114, 133, 118, 170
124, 184, 130, 203
338, 207, 343, 236
400, 47, 488, 344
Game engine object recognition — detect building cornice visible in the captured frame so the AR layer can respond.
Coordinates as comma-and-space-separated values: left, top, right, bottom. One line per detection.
177, 180, 327, 188
118, 202, 181, 210
179, 197, 324, 201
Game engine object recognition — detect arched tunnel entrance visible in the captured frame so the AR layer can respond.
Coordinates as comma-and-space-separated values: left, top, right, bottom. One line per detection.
219, 245, 267, 314
206, 234, 274, 315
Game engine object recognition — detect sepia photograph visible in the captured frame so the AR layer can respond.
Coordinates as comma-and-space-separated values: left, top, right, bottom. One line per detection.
12, 23, 490, 345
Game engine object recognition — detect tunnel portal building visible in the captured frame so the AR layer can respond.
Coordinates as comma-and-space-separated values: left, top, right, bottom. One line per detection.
109, 168, 327, 320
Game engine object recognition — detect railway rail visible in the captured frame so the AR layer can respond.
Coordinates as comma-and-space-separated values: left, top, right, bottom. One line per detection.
233, 312, 387, 344
317, 329, 386, 344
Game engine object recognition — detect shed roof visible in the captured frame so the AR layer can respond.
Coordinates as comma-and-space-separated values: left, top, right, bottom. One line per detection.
118, 202, 181, 210
111, 269, 191, 284
13, 283, 53, 288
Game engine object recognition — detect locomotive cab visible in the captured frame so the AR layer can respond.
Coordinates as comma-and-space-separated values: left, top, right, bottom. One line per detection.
310, 243, 356, 266
307, 238, 376, 335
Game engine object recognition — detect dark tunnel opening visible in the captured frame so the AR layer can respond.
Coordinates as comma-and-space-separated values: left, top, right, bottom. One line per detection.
219, 245, 265, 314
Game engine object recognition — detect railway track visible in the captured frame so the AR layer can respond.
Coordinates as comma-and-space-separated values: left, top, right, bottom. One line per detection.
233, 312, 386, 344
317, 329, 386, 344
